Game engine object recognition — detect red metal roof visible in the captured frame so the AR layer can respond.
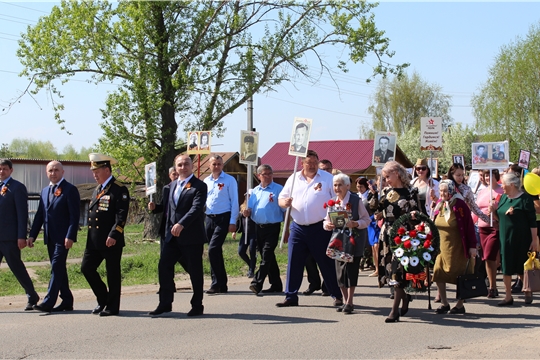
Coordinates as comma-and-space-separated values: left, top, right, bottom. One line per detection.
261, 140, 377, 177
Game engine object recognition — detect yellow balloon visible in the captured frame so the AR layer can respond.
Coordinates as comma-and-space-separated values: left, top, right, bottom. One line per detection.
524, 173, 540, 196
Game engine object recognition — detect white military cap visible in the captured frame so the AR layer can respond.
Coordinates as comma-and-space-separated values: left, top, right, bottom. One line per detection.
89, 153, 118, 170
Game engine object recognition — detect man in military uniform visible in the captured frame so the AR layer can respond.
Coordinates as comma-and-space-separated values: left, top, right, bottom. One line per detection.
81, 153, 130, 317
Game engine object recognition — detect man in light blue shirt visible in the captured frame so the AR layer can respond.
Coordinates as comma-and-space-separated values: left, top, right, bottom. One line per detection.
245, 165, 285, 294
203, 155, 239, 294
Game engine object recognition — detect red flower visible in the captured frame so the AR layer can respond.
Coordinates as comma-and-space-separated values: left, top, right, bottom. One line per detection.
328, 199, 335, 207
323, 203, 327, 209
409, 230, 417, 238
394, 236, 402, 245
424, 240, 431, 249
397, 227, 406, 235
403, 240, 412, 249
417, 223, 425, 232
329, 238, 343, 251
426, 233, 432, 241
335, 199, 341, 205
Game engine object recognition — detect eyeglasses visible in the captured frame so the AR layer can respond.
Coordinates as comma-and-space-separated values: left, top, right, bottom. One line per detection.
416, 166, 427, 171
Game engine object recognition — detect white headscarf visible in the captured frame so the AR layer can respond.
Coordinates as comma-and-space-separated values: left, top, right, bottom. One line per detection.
433, 180, 464, 222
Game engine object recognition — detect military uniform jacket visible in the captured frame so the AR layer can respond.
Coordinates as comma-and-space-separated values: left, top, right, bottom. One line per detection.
87, 177, 130, 250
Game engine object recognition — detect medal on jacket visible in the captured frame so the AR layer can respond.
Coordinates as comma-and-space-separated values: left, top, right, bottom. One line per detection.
99, 195, 111, 211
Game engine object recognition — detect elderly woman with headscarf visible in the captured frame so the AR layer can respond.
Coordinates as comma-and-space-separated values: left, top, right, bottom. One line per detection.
373, 161, 420, 323
431, 180, 477, 315
324, 174, 371, 314
490, 172, 538, 305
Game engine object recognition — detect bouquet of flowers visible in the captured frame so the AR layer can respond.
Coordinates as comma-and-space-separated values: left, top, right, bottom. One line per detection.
324, 198, 357, 263
392, 222, 435, 272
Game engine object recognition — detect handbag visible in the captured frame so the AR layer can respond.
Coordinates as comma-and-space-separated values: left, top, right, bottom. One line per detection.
523, 252, 540, 292
456, 257, 488, 300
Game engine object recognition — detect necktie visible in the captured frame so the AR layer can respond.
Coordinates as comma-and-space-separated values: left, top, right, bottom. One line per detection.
0, 181, 4, 187
49, 184, 57, 203
174, 180, 185, 205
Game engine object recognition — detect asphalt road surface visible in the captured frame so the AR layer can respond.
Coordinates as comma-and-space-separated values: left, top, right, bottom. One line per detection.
1, 272, 539, 359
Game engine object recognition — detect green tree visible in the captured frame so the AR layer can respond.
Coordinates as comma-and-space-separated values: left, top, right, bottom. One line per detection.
9, 138, 58, 159
471, 23, 540, 166
61, 144, 79, 160
364, 71, 453, 137
17, 0, 407, 237
0, 143, 13, 158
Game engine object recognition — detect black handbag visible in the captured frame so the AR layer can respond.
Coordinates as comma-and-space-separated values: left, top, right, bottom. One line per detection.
456, 257, 488, 300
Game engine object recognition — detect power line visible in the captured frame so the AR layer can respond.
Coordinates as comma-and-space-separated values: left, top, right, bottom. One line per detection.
0, 1, 49, 13
266, 95, 372, 119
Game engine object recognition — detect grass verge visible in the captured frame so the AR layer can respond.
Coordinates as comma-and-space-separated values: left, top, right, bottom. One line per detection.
1, 224, 289, 296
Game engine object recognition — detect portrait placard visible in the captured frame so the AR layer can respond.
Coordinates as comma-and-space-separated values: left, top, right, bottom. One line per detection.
329, 211, 349, 228
519, 149, 531, 170
239, 130, 259, 166
452, 154, 465, 168
145, 162, 157, 196
372, 131, 397, 167
471, 141, 509, 169
288, 117, 312, 157
187, 131, 212, 155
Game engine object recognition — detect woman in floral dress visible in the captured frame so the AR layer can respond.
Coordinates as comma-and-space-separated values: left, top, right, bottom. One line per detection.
374, 161, 420, 323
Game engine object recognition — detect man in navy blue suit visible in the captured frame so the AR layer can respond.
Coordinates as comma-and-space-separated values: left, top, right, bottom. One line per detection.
149, 154, 208, 317
28, 161, 80, 312
0, 159, 39, 311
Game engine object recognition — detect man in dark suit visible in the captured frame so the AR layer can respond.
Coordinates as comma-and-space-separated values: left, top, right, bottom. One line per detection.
148, 166, 178, 250
81, 153, 130, 317
28, 161, 80, 313
373, 136, 394, 163
149, 154, 207, 317
0, 159, 40, 311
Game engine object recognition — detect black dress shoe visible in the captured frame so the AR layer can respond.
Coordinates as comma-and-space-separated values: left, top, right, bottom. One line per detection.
276, 299, 298, 307
148, 306, 172, 316
302, 287, 320, 295
449, 306, 466, 314
92, 305, 106, 315
261, 287, 283, 293
187, 306, 204, 317
33, 304, 53, 313
24, 302, 38, 311
52, 303, 74, 312
249, 285, 260, 295
99, 309, 119, 317
385, 314, 400, 323
206, 287, 228, 294
435, 304, 451, 314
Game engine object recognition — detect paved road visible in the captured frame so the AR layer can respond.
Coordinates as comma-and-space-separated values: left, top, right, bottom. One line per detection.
1, 272, 539, 359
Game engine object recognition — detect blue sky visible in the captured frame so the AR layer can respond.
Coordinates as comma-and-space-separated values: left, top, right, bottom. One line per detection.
1, 1, 539, 157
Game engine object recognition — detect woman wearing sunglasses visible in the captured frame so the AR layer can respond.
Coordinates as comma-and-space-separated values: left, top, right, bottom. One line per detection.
411, 158, 439, 215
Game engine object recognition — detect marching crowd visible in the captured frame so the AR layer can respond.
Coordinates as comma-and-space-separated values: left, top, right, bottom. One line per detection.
0, 149, 538, 322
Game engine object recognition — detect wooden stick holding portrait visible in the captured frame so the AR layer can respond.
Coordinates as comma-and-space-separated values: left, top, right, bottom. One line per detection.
280, 117, 313, 248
